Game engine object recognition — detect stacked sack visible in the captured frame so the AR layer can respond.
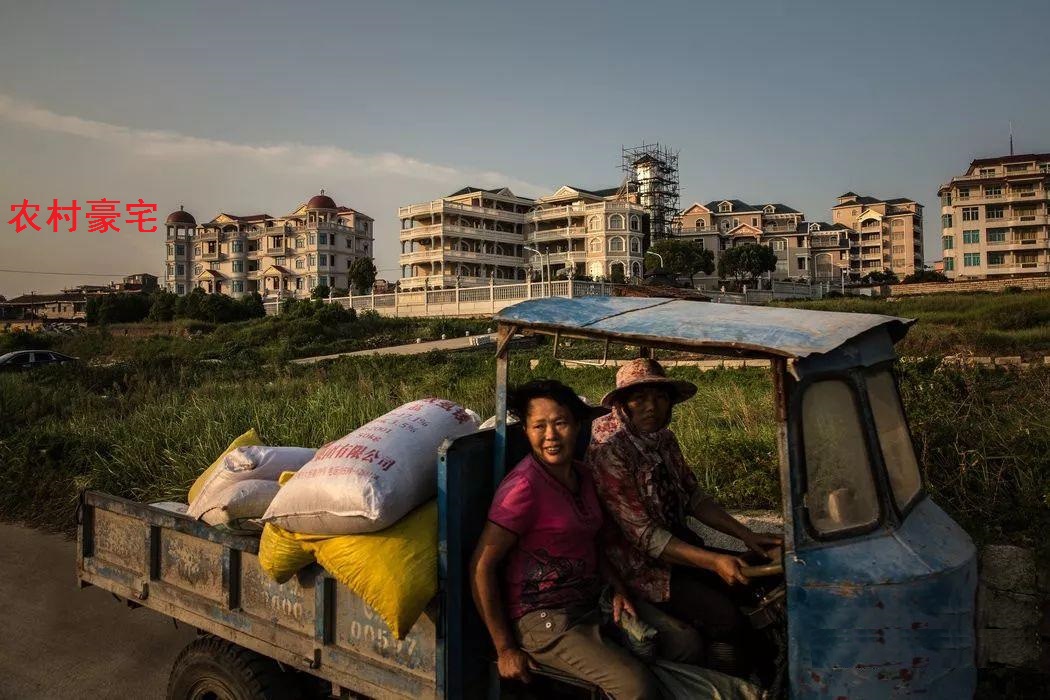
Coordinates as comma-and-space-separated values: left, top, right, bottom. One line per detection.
186, 444, 316, 532
258, 398, 479, 638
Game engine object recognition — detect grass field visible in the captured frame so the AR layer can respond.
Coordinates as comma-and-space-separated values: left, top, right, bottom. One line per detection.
777, 288, 1050, 357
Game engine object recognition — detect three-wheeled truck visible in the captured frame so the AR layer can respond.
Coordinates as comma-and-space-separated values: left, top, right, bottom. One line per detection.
76, 296, 977, 698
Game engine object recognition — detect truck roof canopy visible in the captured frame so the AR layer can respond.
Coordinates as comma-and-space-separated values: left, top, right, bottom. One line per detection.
495, 297, 914, 360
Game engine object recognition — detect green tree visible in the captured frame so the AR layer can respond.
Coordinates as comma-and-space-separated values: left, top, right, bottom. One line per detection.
236, 292, 266, 319
647, 239, 715, 278
348, 257, 378, 295
901, 269, 949, 284
861, 269, 900, 285
311, 284, 331, 300
147, 290, 178, 322
717, 243, 778, 281
86, 293, 151, 324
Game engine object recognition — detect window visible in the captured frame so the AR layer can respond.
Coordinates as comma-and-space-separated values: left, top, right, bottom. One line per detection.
296, 237, 304, 249
194, 245, 201, 256
771, 239, 786, 251
719, 202, 731, 213
307, 234, 316, 245
232, 260, 244, 273
609, 214, 625, 230
984, 184, 1002, 197
891, 232, 905, 241
942, 235, 954, 250
944, 257, 955, 271
979, 167, 996, 176
891, 218, 904, 228
175, 264, 185, 276
987, 228, 1007, 243
962, 230, 980, 244
248, 261, 259, 272
346, 238, 352, 248
988, 252, 1006, 265
296, 278, 303, 290
751, 217, 759, 227
963, 252, 980, 267
630, 237, 641, 253
629, 216, 640, 232
307, 254, 316, 267
295, 258, 304, 269
232, 240, 243, 253
961, 207, 979, 221
957, 187, 969, 199
232, 281, 244, 293
802, 380, 879, 536
1006, 164, 1028, 173
796, 257, 807, 270
696, 220, 705, 230
176, 284, 185, 294
589, 238, 603, 252
318, 233, 328, 245
867, 370, 921, 511
175, 244, 185, 257
166, 264, 174, 276
609, 237, 625, 253
892, 245, 905, 254
588, 216, 600, 231
776, 259, 788, 272
193, 264, 202, 275
986, 206, 1004, 220
166, 244, 174, 257
941, 214, 952, 228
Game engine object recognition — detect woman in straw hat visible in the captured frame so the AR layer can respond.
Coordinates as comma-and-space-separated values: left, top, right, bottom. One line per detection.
588, 359, 782, 678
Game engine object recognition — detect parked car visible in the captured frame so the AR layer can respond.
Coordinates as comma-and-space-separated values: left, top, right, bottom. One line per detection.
0, 350, 78, 371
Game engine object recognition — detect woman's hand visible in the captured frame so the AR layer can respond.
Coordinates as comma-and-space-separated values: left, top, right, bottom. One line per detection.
712, 553, 750, 586
611, 588, 637, 623
740, 530, 783, 558
496, 647, 534, 683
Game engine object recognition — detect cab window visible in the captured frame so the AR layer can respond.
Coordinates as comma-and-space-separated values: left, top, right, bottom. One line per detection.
866, 369, 922, 512
802, 379, 879, 536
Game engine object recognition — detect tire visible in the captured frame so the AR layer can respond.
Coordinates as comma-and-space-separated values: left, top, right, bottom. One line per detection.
166, 635, 301, 700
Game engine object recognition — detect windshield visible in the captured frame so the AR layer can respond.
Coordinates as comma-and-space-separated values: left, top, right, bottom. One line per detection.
0, 352, 20, 364
802, 379, 880, 536
866, 369, 922, 512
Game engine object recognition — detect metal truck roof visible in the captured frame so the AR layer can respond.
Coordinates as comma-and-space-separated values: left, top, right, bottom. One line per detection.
495, 297, 914, 359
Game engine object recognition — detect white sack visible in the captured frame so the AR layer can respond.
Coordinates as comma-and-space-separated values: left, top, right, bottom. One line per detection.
187, 445, 315, 520
262, 398, 480, 534
196, 479, 282, 532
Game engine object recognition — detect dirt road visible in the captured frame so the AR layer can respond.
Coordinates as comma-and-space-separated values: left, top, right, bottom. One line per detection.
0, 522, 195, 699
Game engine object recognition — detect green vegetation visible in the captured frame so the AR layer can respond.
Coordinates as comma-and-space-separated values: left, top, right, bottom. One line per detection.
777, 289, 1050, 356
646, 239, 715, 277
717, 243, 778, 281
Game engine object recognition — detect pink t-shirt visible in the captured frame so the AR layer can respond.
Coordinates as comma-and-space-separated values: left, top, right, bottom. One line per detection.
488, 454, 604, 620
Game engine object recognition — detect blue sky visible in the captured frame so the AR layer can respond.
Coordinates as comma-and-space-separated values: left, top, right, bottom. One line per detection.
2, 0, 1049, 296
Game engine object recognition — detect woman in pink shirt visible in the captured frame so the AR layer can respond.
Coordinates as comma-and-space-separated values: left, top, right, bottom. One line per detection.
470, 379, 695, 699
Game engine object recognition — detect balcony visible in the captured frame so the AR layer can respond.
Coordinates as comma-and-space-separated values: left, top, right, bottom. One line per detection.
986, 262, 1048, 275
528, 226, 587, 243
399, 199, 525, 223
400, 222, 521, 245
201, 249, 223, 261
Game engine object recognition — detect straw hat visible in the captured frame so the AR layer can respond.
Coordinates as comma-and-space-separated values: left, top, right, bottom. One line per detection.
600, 358, 698, 408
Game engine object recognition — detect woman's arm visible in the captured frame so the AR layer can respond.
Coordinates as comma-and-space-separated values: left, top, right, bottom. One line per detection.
597, 548, 636, 622
691, 496, 782, 557
470, 521, 532, 683
659, 534, 750, 585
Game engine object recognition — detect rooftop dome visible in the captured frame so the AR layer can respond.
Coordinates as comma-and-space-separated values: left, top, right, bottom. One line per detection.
306, 190, 337, 209
165, 206, 196, 226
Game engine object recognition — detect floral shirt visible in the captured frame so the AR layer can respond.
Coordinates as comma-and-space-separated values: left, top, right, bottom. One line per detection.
587, 407, 707, 603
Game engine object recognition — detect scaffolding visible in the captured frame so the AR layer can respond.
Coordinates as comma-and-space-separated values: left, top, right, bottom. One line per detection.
621, 143, 681, 240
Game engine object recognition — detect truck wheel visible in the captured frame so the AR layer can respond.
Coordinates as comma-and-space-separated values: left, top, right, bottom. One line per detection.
167, 636, 299, 700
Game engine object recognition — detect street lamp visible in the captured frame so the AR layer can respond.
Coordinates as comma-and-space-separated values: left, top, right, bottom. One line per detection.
523, 245, 550, 295
645, 250, 664, 270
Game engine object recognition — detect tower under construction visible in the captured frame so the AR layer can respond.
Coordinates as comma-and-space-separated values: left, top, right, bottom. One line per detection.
622, 143, 680, 241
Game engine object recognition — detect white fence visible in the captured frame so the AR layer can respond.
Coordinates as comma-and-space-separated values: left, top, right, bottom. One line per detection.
263, 278, 826, 317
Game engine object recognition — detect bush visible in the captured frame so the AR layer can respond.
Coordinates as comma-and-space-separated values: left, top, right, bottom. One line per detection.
86, 293, 152, 324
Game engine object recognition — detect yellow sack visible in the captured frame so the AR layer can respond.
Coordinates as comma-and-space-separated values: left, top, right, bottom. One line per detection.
312, 501, 438, 639
188, 428, 263, 503
257, 523, 318, 583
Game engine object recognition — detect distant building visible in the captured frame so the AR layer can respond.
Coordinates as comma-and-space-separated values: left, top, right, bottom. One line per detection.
397, 184, 648, 290
938, 153, 1050, 280
831, 193, 924, 277
116, 273, 158, 293
164, 192, 375, 299
0, 292, 88, 320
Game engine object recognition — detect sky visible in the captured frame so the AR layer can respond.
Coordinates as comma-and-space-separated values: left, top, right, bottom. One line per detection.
1, 0, 1049, 298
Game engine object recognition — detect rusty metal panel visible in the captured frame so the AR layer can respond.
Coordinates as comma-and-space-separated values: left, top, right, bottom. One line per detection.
239, 554, 317, 637
93, 509, 149, 576
330, 587, 438, 679
157, 529, 225, 602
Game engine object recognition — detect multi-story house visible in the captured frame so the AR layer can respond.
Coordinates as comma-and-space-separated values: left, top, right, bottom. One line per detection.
164, 192, 374, 298
525, 185, 649, 281
678, 200, 814, 284
397, 184, 649, 289
938, 153, 1050, 280
831, 193, 924, 277
397, 187, 533, 291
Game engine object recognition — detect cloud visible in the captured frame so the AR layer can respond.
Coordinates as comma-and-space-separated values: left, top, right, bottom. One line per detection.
0, 94, 548, 195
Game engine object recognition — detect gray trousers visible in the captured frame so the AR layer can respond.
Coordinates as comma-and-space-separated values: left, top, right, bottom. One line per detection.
513, 602, 703, 700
